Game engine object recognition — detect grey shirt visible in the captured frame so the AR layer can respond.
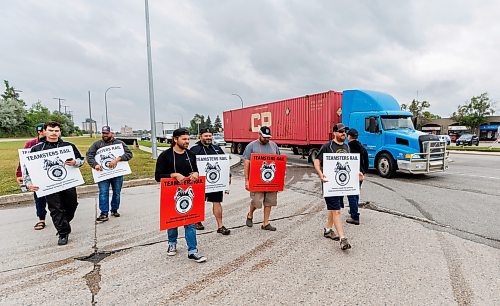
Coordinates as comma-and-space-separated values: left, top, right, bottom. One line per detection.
242, 139, 280, 160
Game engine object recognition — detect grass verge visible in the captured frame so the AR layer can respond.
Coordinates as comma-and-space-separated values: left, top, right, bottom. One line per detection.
447, 145, 500, 152
0, 137, 157, 196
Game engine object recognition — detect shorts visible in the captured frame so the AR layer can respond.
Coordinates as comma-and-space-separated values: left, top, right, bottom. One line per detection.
250, 191, 278, 209
324, 196, 345, 211
206, 191, 223, 203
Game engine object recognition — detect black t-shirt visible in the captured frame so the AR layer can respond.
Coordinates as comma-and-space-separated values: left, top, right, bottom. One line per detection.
315, 140, 350, 166
155, 148, 198, 181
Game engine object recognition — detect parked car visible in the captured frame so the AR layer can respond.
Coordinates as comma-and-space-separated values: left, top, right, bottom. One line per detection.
437, 135, 451, 146
213, 135, 227, 147
456, 134, 479, 146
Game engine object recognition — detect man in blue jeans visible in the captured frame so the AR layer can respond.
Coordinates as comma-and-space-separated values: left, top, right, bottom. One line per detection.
346, 128, 369, 225
86, 126, 133, 222
155, 128, 206, 263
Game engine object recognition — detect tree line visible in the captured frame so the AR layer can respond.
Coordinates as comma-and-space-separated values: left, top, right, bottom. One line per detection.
401, 92, 495, 132
188, 114, 223, 135
0, 81, 81, 137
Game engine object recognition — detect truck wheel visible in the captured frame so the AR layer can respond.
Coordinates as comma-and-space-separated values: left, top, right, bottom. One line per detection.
376, 153, 396, 178
231, 143, 238, 154
292, 147, 299, 155
237, 143, 246, 155
308, 148, 319, 163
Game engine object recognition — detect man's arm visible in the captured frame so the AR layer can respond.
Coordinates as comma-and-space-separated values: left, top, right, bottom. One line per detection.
69, 144, 85, 167
313, 159, 327, 182
119, 141, 133, 161
86, 142, 99, 168
244, 159, 250, 190
155, 151, 173, 182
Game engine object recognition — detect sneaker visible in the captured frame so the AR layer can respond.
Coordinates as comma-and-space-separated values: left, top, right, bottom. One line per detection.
96, 214, 109, 222
167, 245, 177, 256
111, 211, 120, 217
246, 215, 253, 227
323, 228, 340, 241
58, 234, 68, 246
195, 222, 205, 230
340, 238, 351, 250
217, 226, 231, 235
261, 223, 276, 231
346, 218, 360, 225
188, 253, 207, 263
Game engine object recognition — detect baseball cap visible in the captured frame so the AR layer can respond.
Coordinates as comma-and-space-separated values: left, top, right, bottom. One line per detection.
199, 128, 213, 135
332, 123, 349, 132
259, 126, 272, 138
35, 123, 45, 132
102, 126, 112, 133
173, 128, 190, 137
347, 128, 359, 137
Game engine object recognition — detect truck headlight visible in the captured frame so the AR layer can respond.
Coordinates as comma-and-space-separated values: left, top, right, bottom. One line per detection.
405, 153, 420, 159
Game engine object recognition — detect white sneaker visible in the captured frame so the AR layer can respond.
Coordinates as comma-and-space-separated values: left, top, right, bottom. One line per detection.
188, 253, 207, 263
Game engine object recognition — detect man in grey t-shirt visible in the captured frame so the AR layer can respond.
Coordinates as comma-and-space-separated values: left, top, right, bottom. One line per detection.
243, 126, 281, 231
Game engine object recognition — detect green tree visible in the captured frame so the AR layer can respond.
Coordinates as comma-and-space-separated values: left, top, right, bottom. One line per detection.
25, 101, 51, 129
0, 80, 27, 136
451, 93, 495, 133
189, 114, 205, 135
214, 115, 222, 132
206, 115, 213, 131
49, 112, 75, 136
401, 99, 434, 129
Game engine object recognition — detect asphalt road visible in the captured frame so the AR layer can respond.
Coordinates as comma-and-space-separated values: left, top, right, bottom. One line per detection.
0, 149, 499, 305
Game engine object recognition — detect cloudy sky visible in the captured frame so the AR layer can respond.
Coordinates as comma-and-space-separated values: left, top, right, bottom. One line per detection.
1, 0, 499, 130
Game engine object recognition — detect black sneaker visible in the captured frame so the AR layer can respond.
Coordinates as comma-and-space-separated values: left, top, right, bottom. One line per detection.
346, 218, 360, 225
58, 234, 68, 245
96, 214, 109, 222
167, 244, 177, 256
111, 211, 121, 217
217, 226, 231, 235
323, 228, 340, 241
195, 222, 205, 230
340, 238, 352, 250
188, 253, 207, 263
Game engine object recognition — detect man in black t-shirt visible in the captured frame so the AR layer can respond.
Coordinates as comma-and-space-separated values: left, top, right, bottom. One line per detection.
314, 123, 364, 250
346, 128, 369, 225
155, 128, 207, 263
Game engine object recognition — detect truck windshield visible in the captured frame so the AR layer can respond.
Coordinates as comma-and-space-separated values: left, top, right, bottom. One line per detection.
380, 116, 414, 131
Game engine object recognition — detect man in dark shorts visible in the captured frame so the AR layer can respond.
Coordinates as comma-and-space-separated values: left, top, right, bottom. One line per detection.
190, 128, 231, 235
313, 123, 364, 250
346, 128, 369, 225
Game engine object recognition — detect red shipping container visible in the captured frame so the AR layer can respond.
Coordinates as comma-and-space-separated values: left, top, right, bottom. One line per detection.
223, 91, 342, 154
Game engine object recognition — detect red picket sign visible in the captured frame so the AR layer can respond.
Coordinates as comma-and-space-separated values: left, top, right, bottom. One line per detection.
159, 177, 206, 231
248, 154, 287, 192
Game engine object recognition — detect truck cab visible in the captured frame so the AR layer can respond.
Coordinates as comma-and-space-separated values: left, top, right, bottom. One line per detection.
343, 90, 448, 178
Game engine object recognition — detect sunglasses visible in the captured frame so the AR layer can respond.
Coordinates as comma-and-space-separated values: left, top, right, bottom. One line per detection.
337, 130, 346, 133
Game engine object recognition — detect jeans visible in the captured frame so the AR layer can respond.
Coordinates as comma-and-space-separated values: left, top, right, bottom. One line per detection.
167, 224, 198, 255
34, 193, 47, 220
98, 176, 124, 215
347, 181, 362, 220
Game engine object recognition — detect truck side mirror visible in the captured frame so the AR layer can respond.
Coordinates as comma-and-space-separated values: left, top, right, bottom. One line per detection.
369, 117, 378, 133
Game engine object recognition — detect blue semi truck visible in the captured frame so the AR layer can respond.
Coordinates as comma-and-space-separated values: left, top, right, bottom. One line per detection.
223, 89, 449, 178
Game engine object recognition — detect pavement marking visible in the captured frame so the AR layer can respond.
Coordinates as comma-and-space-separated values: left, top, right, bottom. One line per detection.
447, 172, 500, 180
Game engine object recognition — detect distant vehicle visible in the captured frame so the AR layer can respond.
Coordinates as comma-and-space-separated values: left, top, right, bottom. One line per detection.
456, 134, 479, 146
437, 135, 451, 146
213, 135, 226, 147
155, 122, 180, 143
141, 135, 151, 141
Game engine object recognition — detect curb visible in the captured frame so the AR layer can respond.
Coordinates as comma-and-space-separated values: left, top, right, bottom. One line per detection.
0, 153, 242, 207
448, 150, 500, 156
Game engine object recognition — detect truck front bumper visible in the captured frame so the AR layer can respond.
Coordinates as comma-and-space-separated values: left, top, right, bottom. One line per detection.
397, 158, 449, 174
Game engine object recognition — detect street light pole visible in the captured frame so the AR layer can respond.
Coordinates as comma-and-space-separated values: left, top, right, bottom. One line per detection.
145, 0, 158, 159
104, 86, 120, 127
232, 93, 243, 108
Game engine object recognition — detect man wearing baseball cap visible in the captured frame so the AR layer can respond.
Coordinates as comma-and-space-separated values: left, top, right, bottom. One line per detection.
346, 128, 369, 225
86, 126, 133, 222
15, 123, 47, 230
242, 126, 281, 231
190, 128, 231, 235
313, 123, 364, 250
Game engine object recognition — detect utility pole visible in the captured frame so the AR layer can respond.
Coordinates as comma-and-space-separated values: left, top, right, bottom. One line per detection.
63, 105, 69, 114
145, 0, 158, 159
88, 91, 93, 137
53, 97, 65, 113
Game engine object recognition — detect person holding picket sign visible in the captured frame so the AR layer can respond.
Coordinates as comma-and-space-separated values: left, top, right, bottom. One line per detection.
243, 126, 281, 231
313, 123, 364, 250
155, 128, 207, 263
190, 128, 231, 235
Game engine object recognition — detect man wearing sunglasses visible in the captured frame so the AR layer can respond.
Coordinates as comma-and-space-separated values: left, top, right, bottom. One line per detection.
314, 123, 363, 250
